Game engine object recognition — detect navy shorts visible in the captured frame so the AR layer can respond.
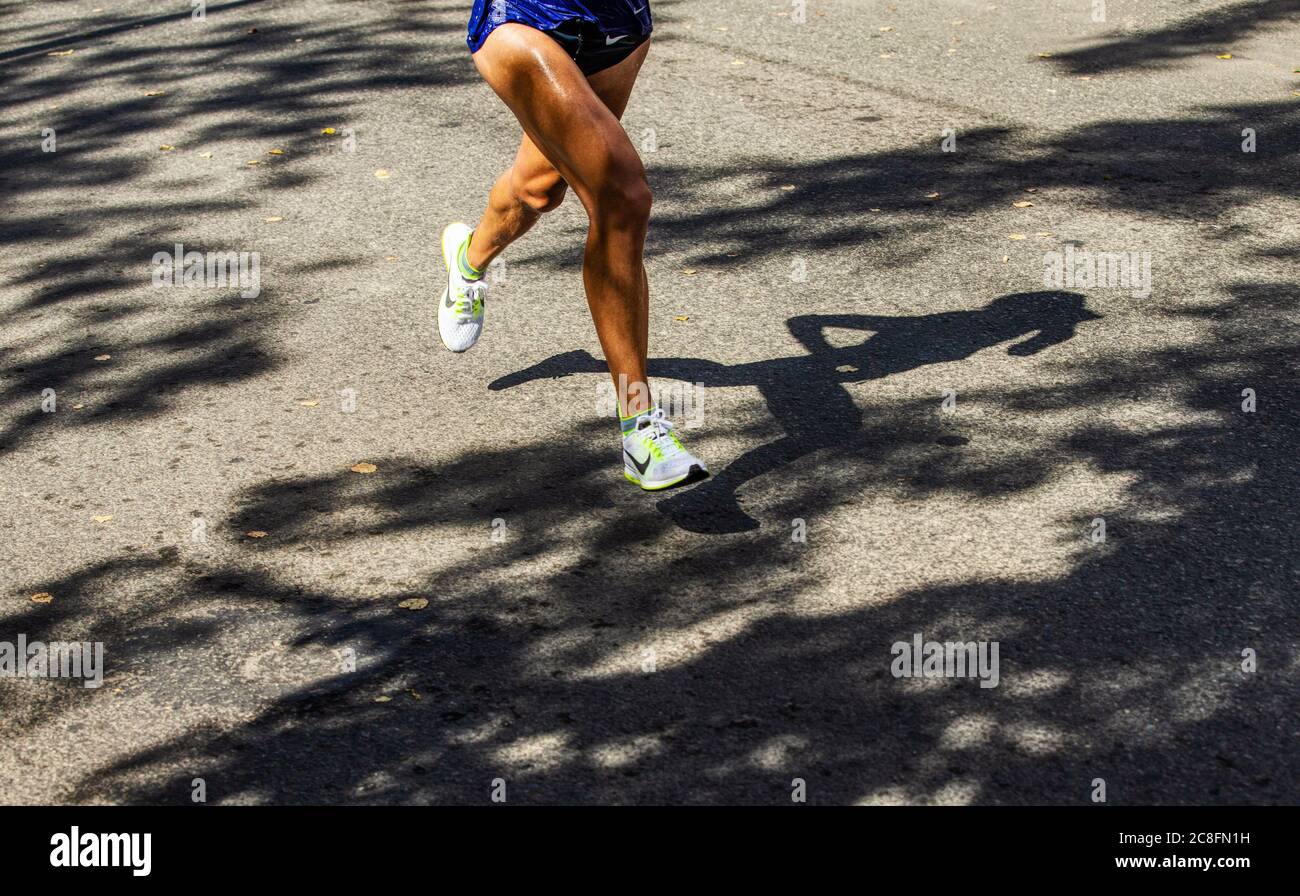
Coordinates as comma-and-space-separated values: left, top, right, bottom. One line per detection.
467, 1, 653, 76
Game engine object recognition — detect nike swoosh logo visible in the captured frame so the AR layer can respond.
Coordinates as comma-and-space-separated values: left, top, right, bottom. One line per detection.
444, 291, 454, 309
632, 4, 646, 13
606, 34, 628, 44
624, 448, 651, 475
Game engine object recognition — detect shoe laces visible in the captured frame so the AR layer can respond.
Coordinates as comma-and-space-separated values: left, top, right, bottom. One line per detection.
454, 281, 484, 319
633, 408, 684, 457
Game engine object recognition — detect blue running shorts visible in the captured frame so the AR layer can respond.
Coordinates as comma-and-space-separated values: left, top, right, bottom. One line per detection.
467, 0, 653, 75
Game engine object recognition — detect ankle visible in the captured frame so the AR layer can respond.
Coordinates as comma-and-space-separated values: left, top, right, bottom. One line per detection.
459, 232, 487, 280
620, 402, 657, 436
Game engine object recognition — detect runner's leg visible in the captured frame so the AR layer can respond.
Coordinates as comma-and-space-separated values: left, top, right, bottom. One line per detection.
465, 135, 566, 272
470, 25, 653, 417
466, 40, 648, 269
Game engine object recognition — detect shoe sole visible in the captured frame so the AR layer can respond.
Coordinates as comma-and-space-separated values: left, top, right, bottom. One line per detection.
624, 464, 709, 491
438, 223, 475, 354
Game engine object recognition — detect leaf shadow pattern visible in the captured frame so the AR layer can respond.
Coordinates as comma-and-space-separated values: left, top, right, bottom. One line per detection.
1, 2, 1296, 805
0, 0, 479, 452
1050, 0, 1300, 76
38, 282, 1297, 805
509, 101, 1299, 271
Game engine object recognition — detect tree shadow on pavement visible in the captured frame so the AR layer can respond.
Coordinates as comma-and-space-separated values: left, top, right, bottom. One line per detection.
2, 2, 1296, 806
20, 280, 1293, 805
508, 100, 1298, 270
1052, 0, 1300, 75
0, 0, 477, 451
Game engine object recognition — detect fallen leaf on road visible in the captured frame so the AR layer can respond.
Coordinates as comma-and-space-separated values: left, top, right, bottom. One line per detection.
879, 26, 894, 32
143, 90, 166, 96
351, 462, 377, 474
298, 399, 319, 407
1036, 52, 1053, 58
159, 144, 175, 151
674, 315, 690, 321
780, 184, 796, 191
398, 598, 429, 610
247, 160, 261, 165
31, 592, 54, 604
245, 530, 268, 538
264, 216, 283, 223
1013, 200, 1034, 207
94, 354, 111, 361
683, 268, 697, 275
1002, 255, 1010, 262
1024, 187, 1038, 193
1008, 234, 1027, 240
266, 148, 284, 155
199, 151, 212, 158
320, 127, 337, 135
48, 49, 75, 56
374, 695, 392, 703
92, 515, 113, 523
926, 192, 941, 199
731, 59, 745, 66
374, 169, 391, 178
1216, 53, 1233, 59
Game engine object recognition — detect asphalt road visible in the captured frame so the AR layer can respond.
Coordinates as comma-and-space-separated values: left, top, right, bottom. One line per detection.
1, 0, 1297, 804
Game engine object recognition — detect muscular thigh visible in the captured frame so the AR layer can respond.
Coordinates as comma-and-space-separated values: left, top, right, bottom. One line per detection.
478, 25, 649, 209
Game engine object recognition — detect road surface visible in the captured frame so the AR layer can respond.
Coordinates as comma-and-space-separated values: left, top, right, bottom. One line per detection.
1, 0, 1297, 804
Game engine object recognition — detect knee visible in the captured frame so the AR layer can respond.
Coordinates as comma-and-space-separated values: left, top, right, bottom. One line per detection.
513, 168, 568, 214
592, 163, 652, 229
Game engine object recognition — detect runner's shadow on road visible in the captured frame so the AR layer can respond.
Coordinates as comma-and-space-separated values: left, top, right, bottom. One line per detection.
34, 282, 1295, 806
491, 290, 1099, 533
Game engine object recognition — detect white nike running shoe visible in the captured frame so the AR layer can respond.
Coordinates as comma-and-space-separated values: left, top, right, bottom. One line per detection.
438, 222, 486, 353
622, 407, 709, 490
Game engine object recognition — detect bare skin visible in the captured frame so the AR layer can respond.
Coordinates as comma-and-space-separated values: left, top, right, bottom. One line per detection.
466, 25, 653, 419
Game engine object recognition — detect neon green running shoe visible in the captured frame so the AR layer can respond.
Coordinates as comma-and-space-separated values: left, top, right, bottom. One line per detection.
438, 222, 485, 353
622, 408, 709, 491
